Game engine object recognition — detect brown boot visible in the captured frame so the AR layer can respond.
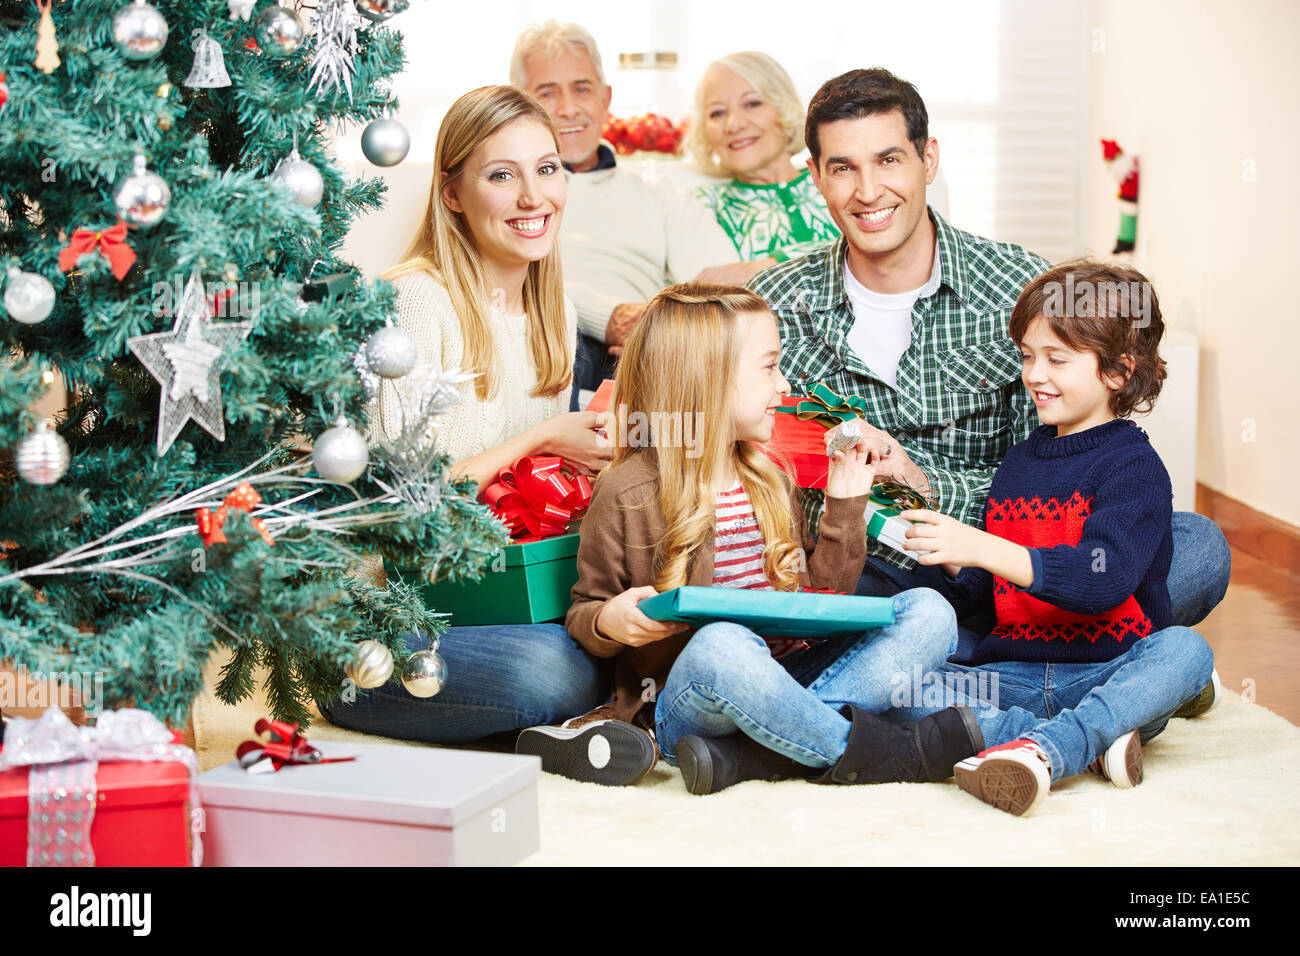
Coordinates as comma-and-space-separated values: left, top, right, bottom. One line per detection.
515, 703, 658, 786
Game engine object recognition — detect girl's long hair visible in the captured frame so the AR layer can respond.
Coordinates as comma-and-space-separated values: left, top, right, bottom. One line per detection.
384, 85, 571, 401
611, 284, 803, 592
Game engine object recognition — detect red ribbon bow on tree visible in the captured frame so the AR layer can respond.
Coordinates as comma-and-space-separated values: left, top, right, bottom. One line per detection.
57, 221, 137, 280
195, 481, 275, 547
481, 456, 593, 541
235, 718, 357, 773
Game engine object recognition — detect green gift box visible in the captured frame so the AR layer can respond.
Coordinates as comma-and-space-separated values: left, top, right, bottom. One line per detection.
388, 532, 581, 626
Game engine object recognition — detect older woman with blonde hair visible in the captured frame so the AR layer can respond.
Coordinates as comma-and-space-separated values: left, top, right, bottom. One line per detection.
690, 51, 840, 287
321, 85, 613, 745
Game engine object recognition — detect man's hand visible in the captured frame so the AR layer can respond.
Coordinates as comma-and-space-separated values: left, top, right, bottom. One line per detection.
605, 302, 648, 349
693, 259, 776, 287
595, 586, 691, 647
850, 421, 930, 492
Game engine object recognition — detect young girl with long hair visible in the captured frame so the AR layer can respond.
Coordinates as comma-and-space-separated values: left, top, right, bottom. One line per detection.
322, 85, 613, 744
516, 284, 978, 792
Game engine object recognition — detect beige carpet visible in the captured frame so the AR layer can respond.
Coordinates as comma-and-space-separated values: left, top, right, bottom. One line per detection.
193, 650, 1300, 866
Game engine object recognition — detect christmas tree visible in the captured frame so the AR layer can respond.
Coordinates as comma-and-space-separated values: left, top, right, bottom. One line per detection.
0, 0, 508, 727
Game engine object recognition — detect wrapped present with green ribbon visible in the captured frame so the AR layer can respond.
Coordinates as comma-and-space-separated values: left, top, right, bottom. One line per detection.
865, 480, 938, 557
766, 383, 869, 488
775, 381, 870, 429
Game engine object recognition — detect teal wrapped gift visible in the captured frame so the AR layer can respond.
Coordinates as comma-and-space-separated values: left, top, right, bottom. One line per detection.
388, 532, 580, 626
637, 586, 894, 638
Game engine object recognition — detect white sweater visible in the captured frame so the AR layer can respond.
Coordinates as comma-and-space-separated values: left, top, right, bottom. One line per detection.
560, 165, 739, 341
374, 271, 576, 463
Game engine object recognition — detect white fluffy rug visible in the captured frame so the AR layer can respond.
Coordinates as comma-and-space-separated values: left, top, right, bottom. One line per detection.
193, 654, 1300, 866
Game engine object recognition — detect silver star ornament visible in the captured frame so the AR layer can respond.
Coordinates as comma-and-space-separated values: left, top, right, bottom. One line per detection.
128, 268, 253, 455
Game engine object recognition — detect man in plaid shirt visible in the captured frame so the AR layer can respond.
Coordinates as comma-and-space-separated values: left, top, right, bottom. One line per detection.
750, 68, 1229, 640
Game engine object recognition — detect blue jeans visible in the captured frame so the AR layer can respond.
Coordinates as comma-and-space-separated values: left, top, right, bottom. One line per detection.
653, 588, 958, 768
855, 511, 1231, 662
888, 626, 1215, 781
319, 625, 609, 744
569, 333, 618, 411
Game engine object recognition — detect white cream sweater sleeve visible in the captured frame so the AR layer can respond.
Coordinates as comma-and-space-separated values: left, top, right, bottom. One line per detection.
373, 271, 574, 465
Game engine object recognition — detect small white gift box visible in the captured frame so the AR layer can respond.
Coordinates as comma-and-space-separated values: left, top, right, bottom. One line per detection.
198, 740, 539, 867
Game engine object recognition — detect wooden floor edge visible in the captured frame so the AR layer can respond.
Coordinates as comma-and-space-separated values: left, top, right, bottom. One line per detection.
1196, 483, 1300, 577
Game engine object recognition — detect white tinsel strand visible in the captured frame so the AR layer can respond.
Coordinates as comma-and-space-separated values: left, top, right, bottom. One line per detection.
307, 0, 359, 99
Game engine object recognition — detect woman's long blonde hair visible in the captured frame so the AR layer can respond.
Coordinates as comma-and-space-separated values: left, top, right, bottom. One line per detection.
612, 284, 803, 592
385, 85, 572, 401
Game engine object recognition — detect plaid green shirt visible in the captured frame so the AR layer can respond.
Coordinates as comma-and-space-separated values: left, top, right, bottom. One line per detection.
749, 209, 1050, 569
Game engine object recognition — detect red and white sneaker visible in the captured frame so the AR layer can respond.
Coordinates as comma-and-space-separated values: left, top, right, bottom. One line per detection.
953, 739, 1052, 817
1087, 729, 1143, 788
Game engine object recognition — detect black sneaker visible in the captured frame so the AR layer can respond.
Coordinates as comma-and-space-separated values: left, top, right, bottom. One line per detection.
515, 704, 657, 786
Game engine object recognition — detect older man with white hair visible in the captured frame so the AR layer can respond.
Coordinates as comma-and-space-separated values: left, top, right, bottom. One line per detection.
510, 21, 740, 404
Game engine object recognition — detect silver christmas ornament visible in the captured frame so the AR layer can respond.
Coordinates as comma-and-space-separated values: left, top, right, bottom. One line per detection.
312, 415, 369, 482
345, 639, 394, 689
272, 147, 324, 208
255, 5, 306, 57
4, 267, 56, 325
112, 0, 169, 61
127, 268, 253, 455
354, 0, 409, 23
364, 326, 417, 379
227, 0, 256, 21
185, 28, 231, 88
14, 422, 70, 486
113, 154, 171, 228
360, 118, 410, 167
401, 638, 446, 698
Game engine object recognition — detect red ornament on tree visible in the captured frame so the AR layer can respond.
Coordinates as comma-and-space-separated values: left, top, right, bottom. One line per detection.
0, 71, 8, 110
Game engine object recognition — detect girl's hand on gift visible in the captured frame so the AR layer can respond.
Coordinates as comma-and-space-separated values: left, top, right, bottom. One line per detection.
898, 509, 990, 568
536, 411, 615, 476
825, 438, 877, 500
596, 586, 691, 647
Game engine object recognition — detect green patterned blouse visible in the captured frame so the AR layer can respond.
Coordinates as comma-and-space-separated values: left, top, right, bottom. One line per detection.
695, 168, 841, 263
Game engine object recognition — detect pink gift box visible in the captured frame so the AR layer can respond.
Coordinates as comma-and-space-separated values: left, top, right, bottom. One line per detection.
198, 740, 540, 867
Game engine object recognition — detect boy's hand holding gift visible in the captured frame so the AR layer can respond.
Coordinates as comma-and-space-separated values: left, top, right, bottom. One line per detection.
596, 585, 691, 647
899, 510, 1033, 588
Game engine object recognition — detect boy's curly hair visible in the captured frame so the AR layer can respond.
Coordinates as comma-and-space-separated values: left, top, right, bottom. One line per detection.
1010, 258, 1167, 418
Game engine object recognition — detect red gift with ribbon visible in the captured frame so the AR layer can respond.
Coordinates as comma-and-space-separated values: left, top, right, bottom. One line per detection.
481, 456, 592, 542
235, 718, 358, 774
57, 221, 137, 281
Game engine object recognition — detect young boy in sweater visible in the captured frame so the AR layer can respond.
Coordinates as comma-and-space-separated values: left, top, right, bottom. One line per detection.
888, 259, 1216, 816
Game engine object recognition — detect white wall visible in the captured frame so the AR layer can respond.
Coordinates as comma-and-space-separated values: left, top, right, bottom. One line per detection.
1087, 0, 1300, 525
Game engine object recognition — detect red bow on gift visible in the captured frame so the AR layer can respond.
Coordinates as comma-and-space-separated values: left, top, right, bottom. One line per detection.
481, 456, 592, 541
57, 221, 137, 280
235, 718, 357, 773
195, 481, 275, 547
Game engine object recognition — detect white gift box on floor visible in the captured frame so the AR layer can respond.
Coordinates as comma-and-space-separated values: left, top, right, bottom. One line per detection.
198, 740, 540, 867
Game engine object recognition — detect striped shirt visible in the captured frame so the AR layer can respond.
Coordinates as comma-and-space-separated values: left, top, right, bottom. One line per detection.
712, 483, 807, 660
748, 209, 1049, 569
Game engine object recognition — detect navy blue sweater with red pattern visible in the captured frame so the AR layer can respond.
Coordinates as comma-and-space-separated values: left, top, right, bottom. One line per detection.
946, 418, 1174, 664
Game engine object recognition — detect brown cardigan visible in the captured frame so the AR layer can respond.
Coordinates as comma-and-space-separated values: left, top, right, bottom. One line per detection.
566, 453, 869, 725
